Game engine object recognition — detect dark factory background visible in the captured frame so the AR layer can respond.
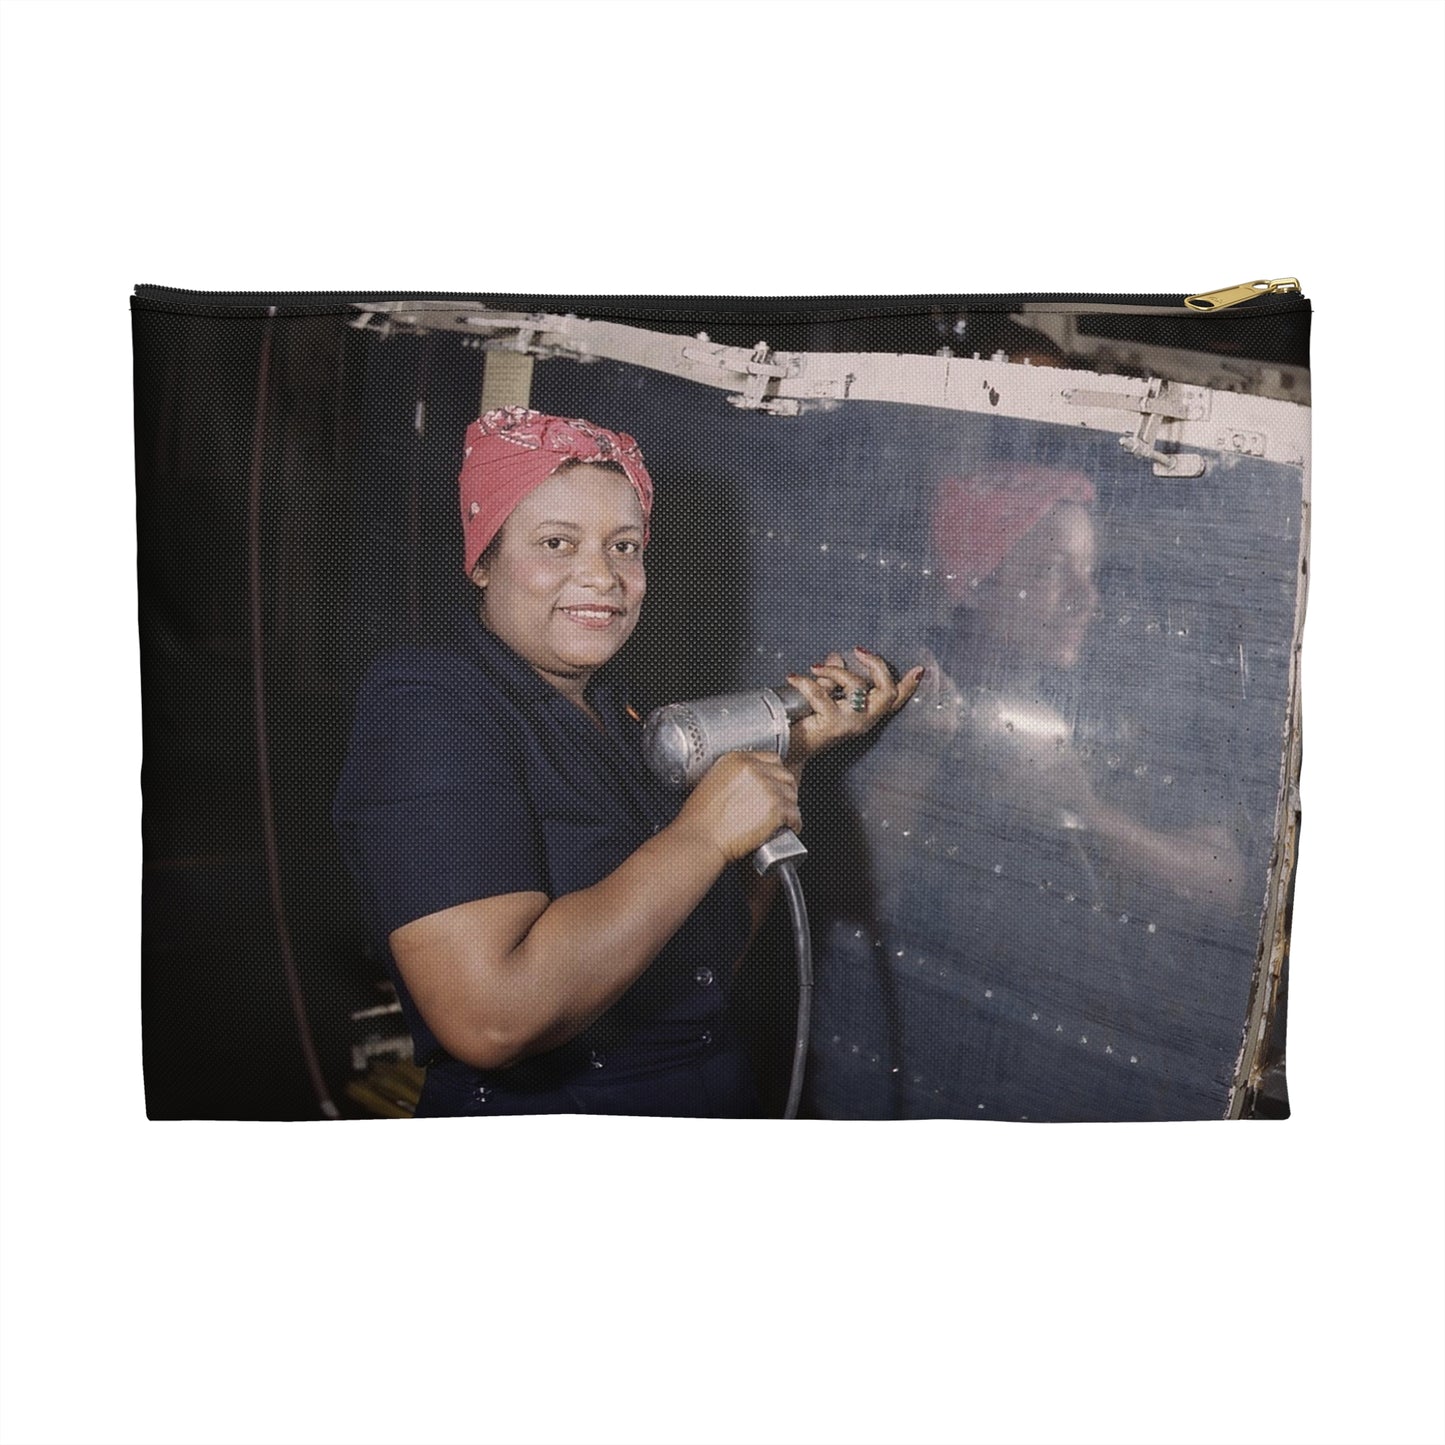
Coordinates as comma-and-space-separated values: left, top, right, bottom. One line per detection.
132, 297, 1307, 1121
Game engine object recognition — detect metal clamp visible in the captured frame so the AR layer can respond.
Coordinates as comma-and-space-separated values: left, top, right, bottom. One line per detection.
348, 308, 554, 358
1063, 378, 1210, 477
681, 340, 803, 415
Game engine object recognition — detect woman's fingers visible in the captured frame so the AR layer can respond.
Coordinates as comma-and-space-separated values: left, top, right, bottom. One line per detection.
894, 664, 926, 709
747, 751, 802, 832
686, 750, 802, 860
787, 649, 931, 763
849, 646, 895, 692
806, 662, 876, 709
849, 648, 928, 714
911, 647, 943, 704
858, 649, 904, 712
808, 647, 918, 717
785, 669, 839, 715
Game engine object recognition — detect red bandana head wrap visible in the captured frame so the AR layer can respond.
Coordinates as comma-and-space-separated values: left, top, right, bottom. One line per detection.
931, 462, 1097, 604
458, 406, 655, 575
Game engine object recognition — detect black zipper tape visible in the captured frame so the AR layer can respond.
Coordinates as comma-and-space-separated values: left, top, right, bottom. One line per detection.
131, 284, 1310, 325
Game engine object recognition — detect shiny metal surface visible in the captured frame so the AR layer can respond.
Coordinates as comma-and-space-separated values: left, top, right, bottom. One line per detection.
641, 688, 794, 789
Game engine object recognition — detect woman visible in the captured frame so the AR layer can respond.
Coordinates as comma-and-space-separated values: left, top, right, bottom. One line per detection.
818, 461, 1248, 1121
333, 407, 923, 1117
918, 462, 1243, 908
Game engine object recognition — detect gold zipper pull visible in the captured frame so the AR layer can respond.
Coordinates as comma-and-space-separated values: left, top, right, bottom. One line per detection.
1184, 277, 1302, 312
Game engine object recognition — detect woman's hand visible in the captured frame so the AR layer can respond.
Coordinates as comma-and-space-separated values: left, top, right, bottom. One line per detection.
783, 647, 926, 769
394, 751, 803, 1069
677, 749, 803, 863
894, 646, 963, 743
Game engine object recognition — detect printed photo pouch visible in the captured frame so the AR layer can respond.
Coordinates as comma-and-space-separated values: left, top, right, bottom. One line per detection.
131, 282, 1310, 1121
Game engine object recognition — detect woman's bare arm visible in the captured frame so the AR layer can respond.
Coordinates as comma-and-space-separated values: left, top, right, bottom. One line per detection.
388, 750, 799, 1069
1086, 806, 1247, 912
397, 652, 926, 1068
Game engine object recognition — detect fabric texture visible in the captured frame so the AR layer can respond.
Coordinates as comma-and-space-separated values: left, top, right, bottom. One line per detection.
130, 285, 1308, 1123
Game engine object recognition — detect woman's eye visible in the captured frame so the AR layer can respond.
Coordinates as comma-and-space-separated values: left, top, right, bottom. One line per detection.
542, 537, 572, 551
614, 540, 642, 556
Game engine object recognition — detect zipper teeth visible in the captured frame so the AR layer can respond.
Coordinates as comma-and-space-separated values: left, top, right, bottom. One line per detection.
138, 285, 1204, 304
133, 285, 1309, 321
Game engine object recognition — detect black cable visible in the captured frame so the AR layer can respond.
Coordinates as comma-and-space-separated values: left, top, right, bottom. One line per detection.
777, 860, 813, 1120
247, 306, 339, 1120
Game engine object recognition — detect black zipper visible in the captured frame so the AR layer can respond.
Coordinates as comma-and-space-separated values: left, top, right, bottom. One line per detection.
131, 283, 1309, 323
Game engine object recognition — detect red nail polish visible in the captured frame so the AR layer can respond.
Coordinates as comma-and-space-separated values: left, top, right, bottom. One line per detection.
855, 646, 875, 656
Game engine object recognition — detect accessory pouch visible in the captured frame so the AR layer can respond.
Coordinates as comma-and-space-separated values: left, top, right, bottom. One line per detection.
131, 283, 1310, 1121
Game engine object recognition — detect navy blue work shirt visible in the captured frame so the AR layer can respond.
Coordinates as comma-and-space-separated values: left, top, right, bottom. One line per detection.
331, 613, 755, 1114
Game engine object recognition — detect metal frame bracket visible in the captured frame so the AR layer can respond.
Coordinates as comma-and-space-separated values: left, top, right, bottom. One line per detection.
681, 340, 805, 415
1064, 378, 1211, 477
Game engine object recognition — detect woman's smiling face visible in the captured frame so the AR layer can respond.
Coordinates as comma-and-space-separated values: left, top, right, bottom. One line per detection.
975, 502, 1099, 669
472, 462, 647, 692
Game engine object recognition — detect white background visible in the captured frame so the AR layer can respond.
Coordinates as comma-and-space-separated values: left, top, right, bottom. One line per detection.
2, 3, 1442, 1443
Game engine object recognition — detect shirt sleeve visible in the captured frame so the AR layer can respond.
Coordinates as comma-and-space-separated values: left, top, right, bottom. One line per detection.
332, 651, 550, 942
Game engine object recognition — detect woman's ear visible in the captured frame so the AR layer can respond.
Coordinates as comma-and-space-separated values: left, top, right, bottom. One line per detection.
470, 561, 488, 590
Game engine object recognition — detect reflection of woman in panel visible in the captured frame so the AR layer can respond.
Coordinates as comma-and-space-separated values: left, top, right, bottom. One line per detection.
822, 462, 1252, 1120
915, 463, 1242, 910
333, 408, 921, 1117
